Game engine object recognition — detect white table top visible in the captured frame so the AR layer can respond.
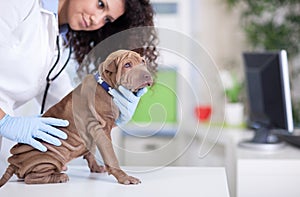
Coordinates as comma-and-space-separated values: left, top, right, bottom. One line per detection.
0, 166, 229, 197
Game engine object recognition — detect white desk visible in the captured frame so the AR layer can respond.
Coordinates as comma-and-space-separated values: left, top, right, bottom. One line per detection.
0, 166, 230, 197
192, 126, 300, 197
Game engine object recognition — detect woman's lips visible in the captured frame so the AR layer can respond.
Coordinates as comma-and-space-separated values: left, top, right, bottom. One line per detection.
82, 15, 89, 28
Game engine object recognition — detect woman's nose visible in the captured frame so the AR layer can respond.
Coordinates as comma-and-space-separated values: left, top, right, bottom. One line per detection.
90, 15, 106, 29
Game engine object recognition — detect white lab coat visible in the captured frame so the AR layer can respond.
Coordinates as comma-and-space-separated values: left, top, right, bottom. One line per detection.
0, 0, 74, 149
0, 0, 73, 115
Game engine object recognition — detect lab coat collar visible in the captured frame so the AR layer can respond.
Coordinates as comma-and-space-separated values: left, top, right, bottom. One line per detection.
40, 0, 59, 16
41, 0, 69, 42
59, 24, 70, 43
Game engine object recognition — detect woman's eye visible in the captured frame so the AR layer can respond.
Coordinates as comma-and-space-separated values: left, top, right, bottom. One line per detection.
124, 63, 131, 68
98, 0, 105, 8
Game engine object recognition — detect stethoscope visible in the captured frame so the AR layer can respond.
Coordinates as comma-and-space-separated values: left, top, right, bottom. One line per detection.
40, 35, 72, 114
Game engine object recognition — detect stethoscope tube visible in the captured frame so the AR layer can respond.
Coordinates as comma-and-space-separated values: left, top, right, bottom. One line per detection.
40, 36, 72, 114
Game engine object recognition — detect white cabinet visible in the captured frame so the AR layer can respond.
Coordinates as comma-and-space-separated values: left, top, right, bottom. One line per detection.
119, 135, 179, 167
236, 146, 300, 197
213, 128, 300, 197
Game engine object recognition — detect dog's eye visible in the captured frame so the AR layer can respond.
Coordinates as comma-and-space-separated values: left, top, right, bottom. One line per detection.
124, 63, 131, 68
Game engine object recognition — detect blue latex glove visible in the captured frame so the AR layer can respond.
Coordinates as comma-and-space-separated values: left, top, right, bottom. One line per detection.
109, 86, 148, 126
0, 114, 68, 152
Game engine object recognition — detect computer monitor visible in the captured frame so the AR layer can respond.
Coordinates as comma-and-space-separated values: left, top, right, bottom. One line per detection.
240, 50, 294, 150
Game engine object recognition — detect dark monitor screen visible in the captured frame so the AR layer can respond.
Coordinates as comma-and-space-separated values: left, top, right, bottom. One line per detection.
242, 50, 294, 148
243, 50, 293, 132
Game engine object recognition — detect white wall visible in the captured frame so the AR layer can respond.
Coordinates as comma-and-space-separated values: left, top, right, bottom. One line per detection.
191, 0, 247, 72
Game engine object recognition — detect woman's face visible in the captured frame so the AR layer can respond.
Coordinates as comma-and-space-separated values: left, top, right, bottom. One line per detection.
64, 0, 125, 31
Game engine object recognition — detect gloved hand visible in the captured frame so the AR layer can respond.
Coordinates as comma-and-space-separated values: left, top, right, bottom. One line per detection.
0, 114, 68, 152
109, 86, 148, 126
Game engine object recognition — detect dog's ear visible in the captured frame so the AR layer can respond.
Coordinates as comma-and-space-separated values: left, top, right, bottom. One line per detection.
104, 60, 117, 73
100, 50, 128, 74
100, 55, 118, 74
102, 52, 125, 73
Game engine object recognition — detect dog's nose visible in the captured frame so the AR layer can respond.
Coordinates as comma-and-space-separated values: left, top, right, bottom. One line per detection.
144, 73, 153, 82
144, 74, 152, 80
144, 74, 153, 86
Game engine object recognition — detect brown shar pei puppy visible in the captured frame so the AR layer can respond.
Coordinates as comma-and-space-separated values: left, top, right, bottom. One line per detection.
0, 50, 153, 186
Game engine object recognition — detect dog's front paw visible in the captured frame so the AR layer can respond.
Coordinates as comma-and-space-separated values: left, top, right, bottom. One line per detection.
117, 175, 141, 185
90, 164, 106, 173
107, 167, 141, 185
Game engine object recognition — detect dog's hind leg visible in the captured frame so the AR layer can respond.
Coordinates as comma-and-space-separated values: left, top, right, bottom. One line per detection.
24, 170, 69, 184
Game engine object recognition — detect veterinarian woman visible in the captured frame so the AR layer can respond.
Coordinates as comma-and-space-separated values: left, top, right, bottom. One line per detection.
0, 0, 158, 152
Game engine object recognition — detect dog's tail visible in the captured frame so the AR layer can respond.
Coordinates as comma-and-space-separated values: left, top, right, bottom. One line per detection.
0, 164, 16, 187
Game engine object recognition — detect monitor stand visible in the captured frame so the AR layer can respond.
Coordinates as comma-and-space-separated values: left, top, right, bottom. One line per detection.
238, 127, 285, 151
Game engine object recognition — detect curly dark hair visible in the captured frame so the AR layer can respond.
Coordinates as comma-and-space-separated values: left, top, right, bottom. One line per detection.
67, 0, 158, 78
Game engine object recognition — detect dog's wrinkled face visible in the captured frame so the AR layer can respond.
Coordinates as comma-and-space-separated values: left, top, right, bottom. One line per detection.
100, 50, 153, 92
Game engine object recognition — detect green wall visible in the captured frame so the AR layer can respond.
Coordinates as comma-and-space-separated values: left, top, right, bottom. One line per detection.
132, 69, 177, 123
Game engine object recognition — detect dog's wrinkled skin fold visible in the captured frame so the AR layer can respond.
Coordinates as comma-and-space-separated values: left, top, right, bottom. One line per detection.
0, 50, 153, 186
